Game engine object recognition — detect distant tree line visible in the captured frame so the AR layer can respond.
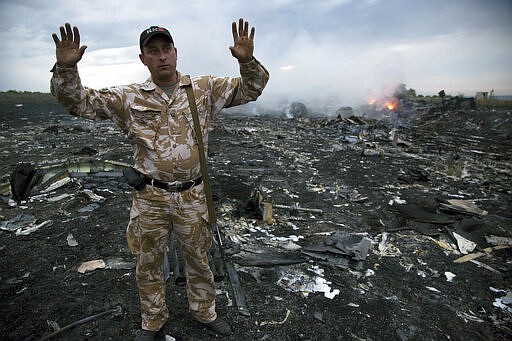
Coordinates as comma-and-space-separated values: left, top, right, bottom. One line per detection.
0, 90, 58, 105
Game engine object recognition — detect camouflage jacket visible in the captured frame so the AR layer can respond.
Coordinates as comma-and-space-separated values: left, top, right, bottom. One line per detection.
51, 59, 269, 189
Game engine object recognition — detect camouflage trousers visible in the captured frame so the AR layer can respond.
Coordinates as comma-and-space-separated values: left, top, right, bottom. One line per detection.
126, 184, 216, 331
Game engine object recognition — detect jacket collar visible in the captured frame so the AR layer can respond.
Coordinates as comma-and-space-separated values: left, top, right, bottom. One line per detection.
140, 71, 190, 92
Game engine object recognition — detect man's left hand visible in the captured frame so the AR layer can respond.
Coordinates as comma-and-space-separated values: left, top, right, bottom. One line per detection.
229, 18, 254, 63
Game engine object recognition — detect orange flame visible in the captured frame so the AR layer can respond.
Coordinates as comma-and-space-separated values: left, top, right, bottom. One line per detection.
386, 102, 395, 110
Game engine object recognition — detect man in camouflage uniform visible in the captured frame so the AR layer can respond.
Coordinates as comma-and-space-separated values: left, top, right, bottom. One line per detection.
50, 19, 269, 340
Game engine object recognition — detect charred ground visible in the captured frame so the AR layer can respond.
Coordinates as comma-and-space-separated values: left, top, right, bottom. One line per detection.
0, 94, 511, 340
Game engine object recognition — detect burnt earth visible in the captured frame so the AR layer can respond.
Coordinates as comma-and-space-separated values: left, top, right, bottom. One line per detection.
0, 101, 511, 341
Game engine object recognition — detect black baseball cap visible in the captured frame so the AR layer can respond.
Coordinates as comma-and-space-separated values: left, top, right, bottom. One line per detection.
139, 26, 174, 51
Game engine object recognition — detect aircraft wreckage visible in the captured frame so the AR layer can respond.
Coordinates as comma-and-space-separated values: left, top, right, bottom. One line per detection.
0, 95, 511, 340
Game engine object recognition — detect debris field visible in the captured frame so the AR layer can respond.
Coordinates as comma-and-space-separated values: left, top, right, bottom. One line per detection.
0, 97, 511, 340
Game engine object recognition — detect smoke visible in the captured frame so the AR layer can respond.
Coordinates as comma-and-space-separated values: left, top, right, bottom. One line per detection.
246, 29, 409, 116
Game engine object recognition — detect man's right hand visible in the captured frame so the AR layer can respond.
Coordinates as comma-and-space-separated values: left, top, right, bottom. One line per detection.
52, 23, 87, 68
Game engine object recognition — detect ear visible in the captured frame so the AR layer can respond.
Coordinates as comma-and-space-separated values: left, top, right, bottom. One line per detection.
139, 53, 146, 66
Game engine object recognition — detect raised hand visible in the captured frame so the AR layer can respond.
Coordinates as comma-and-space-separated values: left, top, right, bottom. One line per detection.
52, 23, 87, 68
229, 18, 254, 63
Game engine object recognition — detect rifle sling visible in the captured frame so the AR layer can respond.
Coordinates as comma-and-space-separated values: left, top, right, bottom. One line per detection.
184, 82, 217, 223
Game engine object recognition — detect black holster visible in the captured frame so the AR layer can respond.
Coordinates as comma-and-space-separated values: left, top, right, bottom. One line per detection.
122, 167, 146, 191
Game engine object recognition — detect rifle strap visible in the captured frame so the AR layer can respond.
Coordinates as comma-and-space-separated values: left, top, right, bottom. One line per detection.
184, 81, 217, 223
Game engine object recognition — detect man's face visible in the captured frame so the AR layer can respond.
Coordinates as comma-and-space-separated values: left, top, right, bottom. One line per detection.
139, 35, 178, 85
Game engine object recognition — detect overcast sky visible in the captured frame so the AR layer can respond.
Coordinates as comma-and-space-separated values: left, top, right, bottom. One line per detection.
0, 0, 511, 107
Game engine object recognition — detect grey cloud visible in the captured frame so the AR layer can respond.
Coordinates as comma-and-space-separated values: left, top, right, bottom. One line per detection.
0, 0, 510, 99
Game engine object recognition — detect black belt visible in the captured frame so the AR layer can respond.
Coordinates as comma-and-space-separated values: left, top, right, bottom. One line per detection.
142, 175, 202, 192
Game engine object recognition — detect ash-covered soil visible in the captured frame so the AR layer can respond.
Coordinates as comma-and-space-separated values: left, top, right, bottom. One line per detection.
0, 100, 511, 340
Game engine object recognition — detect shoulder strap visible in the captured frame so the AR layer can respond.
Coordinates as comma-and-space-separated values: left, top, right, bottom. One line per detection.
184, 80, 217, 223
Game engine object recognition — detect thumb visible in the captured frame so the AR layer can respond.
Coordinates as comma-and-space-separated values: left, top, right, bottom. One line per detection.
229, 46, 236, 57
79, 45, 88, 57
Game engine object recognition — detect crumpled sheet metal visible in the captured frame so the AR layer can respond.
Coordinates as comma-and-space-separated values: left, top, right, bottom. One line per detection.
389, 203, 455, 225
0, 214, 53, 236
276, 266, 340, 299
303, 231, 371, 261
1, 159, 129, 198
439, 199, 488, 216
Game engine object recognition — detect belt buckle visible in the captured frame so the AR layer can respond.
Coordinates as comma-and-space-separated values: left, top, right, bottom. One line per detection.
165, 179, 196, 192
170, 180, 189, 192
167, 182, 178, 192
181, 179, 194, 191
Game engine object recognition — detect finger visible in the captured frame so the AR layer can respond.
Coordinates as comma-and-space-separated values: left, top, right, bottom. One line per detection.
249, 27, 255, 41
232, 21, 238, 40
65, 23, 73, 41
238, 18, 243, 37
59, 26, 66, 41
73, 26, 80, 46
243, 20, 249, 37
52, 33, 60, 44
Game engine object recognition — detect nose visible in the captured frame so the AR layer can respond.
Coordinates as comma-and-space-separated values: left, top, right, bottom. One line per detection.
156, 49, 167, 61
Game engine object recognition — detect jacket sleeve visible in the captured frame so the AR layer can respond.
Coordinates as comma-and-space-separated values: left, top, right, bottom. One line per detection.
209, 58, 269, 113
50, 65, 130, 132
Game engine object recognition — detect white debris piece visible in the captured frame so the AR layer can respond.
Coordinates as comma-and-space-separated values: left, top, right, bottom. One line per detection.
67, 233, 78, 247
376, 232, 402, 257
444, 272, 456, 282
271, 235, 302, 242
485, 235, 512, 246
452, 232, 477, 254
282, 241, 302, 251
0, 214, 36, 232
426, 286, 441, 293
83, 189, 106, 202
457, 311, 484, 323
446, 199, 488, 216
15, 220, 53, 236
276, 266, 339, 299
493, 291, 512, 313
388, 196, 407, 205
364, 269, 375, 277
77, 259, 106, 274
41, 177, 72, 193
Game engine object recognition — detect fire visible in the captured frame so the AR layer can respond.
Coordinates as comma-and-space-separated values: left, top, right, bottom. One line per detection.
366, 97, 399, 111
